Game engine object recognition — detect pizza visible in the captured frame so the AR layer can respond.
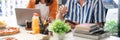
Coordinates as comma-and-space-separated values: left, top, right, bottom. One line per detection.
0, 27, 19, 36
0, 30, 4, 36
1, 37, 17, 40
5, 37, 17, 40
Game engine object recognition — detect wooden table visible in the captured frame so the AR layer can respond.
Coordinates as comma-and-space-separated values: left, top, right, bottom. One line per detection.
0, 27, 119, 40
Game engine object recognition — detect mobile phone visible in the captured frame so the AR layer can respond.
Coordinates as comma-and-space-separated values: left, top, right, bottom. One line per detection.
65, 20, 77, 25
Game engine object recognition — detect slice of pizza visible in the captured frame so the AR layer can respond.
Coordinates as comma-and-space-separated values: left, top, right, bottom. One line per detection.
0, 30, 4, 36
4, 27, 19, 35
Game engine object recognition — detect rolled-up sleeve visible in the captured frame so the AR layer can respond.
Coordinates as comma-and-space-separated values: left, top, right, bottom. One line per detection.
64, 0, 72, 21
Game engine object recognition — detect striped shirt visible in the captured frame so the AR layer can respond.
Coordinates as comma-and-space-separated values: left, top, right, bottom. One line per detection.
64, 0, 105, 24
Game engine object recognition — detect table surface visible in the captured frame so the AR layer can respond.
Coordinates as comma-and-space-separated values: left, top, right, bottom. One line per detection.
0, 27, 119, 40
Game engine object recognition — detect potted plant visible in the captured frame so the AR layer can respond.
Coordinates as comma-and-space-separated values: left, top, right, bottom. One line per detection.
48, 19, 70, 40
104, 20, 118, 36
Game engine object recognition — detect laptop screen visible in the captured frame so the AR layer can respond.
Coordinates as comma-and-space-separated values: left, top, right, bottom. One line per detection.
15, 8, 41, 25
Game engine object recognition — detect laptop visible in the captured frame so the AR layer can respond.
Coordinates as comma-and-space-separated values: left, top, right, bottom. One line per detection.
15, 8, 41, 25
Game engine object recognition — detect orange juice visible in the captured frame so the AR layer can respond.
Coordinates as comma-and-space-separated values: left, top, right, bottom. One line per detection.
32, 13, 40, 34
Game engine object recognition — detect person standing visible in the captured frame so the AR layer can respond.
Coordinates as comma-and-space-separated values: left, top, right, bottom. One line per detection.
56, 0, 106, 29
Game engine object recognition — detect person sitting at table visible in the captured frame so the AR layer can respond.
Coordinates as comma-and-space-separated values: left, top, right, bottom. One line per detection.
56, 0, 106, 29
27, 0, 58, 20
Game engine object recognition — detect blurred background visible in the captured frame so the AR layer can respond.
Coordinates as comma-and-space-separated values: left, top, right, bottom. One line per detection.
0, 0, 119, 37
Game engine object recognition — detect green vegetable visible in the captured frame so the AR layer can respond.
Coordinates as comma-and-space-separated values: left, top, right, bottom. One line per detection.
48, 19, 70, 35
104, 20, 118, 33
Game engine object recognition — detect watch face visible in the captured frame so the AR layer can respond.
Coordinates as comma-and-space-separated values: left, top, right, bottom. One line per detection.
102, 0, 118, 9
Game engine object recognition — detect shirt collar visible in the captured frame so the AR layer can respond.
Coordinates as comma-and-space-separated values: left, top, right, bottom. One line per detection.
75, 0, 89, 4
75, 0, 89, 7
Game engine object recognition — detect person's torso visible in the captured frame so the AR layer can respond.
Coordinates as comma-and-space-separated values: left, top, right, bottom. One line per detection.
35, 2, 49, 19
65, 0, 105, 24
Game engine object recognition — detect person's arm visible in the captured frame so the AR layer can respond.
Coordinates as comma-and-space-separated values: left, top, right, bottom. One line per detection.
56, 5, 67, 20
56, 0, 78, 29
56, 10, 63, 20
56, 0, 70, 20
94, 0, 105, 27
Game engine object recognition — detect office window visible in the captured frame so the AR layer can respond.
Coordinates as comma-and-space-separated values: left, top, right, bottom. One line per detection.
104, 0, 118, 36
0, 0, 2, 16
1, 0, 28, 17
0, 0, 29, 26
118, 0, 120, 37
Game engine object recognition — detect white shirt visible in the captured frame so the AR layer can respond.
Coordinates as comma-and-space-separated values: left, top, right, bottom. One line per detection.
35, 2, 49, 19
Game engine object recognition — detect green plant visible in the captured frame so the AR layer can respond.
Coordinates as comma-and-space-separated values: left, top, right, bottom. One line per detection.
48, 19, 70, 35
104, 20, 118, 33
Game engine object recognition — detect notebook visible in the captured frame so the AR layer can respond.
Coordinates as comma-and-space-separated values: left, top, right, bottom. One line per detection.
15, 8, 41, 25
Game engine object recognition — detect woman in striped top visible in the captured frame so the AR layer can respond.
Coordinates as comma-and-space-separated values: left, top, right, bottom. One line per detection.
56, 0, 105, 29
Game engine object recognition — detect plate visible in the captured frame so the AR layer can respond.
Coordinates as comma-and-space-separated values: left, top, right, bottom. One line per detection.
0, 37, 17, 40
0, 27, 20, 36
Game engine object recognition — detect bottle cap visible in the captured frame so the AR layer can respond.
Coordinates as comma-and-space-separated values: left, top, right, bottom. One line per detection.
33, 13, 39, 16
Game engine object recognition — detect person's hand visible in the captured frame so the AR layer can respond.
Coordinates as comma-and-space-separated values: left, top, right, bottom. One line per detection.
48, 17, 54, 23
97, 22, 103, 27
58, 5, 67, 14
65, 20, 78, 29
56, 5, 67, 20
